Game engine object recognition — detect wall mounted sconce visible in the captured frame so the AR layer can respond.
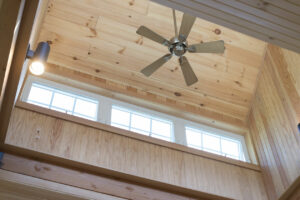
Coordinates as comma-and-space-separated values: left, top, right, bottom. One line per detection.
26, 42, 50, 75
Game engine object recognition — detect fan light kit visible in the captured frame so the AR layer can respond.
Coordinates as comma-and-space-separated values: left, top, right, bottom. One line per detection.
26, 42, 50, 76
136, 9, 225, 86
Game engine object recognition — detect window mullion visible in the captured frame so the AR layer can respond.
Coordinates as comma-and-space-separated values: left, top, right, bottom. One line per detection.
149, 119, 152, 137
71, 98, 77, 115
219, 137, 222, 156
129, 112, 132, 131
49, 91, 55, 109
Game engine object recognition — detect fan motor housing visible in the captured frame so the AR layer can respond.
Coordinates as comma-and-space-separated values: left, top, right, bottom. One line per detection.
169, 37, 188, 57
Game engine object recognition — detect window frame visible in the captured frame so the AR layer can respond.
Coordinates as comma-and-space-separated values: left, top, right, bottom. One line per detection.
111, 105, 173, 141
21, 76, 100, 121
185, 124, 249, 161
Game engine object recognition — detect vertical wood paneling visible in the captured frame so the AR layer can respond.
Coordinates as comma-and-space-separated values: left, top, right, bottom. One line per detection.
5, 107, 268, 200
152, 0, 300, 53
249, 44, 300, 199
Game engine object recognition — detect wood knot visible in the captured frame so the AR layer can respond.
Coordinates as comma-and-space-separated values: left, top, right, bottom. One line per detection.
34, 165, 41, 172
214, 28, 221, 35
95, 69, 100, 73
257, 1, 269, 8
135, 37, 143, 45
88, 28, 97, 37
118, 47, 126, 54
129, 0, 135, 6
234, 80, 242, 87
174, 92, 182, 97
72, 56, 78, 60
126, 186, 134, 191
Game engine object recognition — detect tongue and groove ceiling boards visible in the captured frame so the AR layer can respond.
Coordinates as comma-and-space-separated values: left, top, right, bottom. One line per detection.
37, 0, 267, 134
153, 0, 300, 53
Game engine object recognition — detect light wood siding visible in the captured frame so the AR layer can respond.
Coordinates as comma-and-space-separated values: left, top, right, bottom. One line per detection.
152, 0, 300, 53
249, 45, 300, 199
6, 107, 267, 200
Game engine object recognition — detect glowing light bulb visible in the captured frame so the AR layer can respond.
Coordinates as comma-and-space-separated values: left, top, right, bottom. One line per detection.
29, 61, 45, 75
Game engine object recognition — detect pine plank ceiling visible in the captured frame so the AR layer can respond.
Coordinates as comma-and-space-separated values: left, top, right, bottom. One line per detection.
37, 0, 267, 134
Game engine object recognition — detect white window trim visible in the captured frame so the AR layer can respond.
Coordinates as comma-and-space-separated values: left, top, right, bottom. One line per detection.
22, 75, 251, 163
111, 105, 173, 141
185, 126, 246, 161
23, 77, 99, 121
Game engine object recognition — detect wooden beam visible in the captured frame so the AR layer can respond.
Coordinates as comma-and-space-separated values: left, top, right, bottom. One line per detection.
278, 175, 300, 200
0, 153, 201, 200
0, 151, 231, 200
0, 0, 23, 107
151, 0, 300, 53
0, 0, 39, 146
0, 168, 125, 200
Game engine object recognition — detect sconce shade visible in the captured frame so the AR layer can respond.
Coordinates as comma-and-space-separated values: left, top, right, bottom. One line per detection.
33, 42, 50, 62
26, 42, 50, 76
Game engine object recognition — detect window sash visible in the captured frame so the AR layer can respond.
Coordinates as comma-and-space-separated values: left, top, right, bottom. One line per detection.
27, 82, 98, 121
185, 127, 245, 161
111, 106, 172, 141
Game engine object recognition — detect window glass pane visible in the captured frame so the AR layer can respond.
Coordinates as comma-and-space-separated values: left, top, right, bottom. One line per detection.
152, 134, 170, 141
204, 148, 221, 155
111, 106, 172, 141
27, 83, 99, 121
111, 123, 129, 130
73, 113, 94, 120
186, 129, 202, 148
51, 93, 75, 112
226, 154, 239, 160
74, 99, 98, 118
221, 139, 239, 157
185, 127, 246, 161
130, 128, 149, 136
28, 85, 53, 106
51, 107, 68, 113
202, 133, 220, 152
111, 108, 130, 126
151, 120, 171, 137
131, 114, 150, 132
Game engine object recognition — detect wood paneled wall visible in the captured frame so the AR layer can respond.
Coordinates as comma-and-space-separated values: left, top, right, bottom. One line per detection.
249, 45, 300, 200
5, 107, 267, 200
153, 0, 300, 53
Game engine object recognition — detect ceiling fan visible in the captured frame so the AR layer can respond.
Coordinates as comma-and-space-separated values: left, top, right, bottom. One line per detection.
136, 9, 225, 86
